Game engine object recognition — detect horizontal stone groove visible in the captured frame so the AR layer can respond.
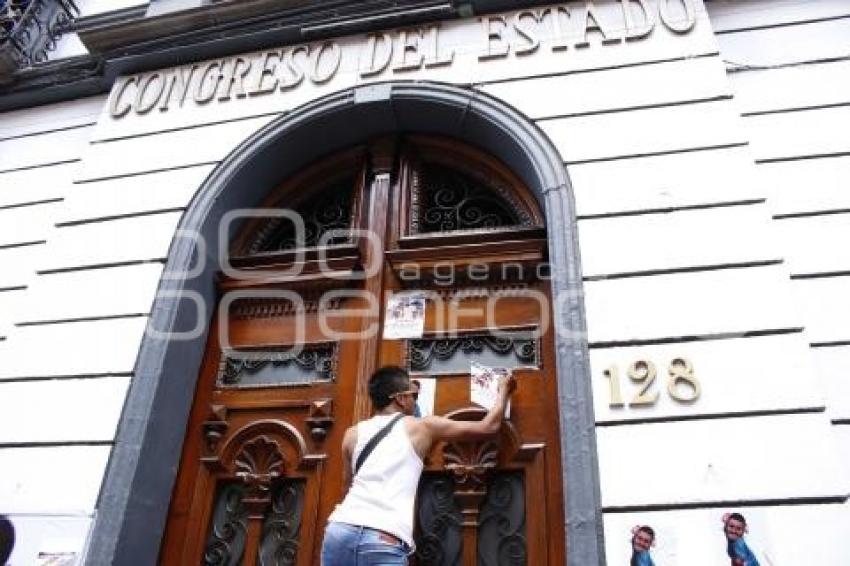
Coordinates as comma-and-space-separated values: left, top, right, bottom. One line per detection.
596, 406, 824, 427
89, 110, 282, 145
577, 199, 765, 220
832, 419, 850, 425
810, 340, 850, 348
0, 440, 114, 449
588, 327, 804, 349
0, 197, 64, 211
741, 101, 850, 118
37, 259, 166, 276
73, 161, 220, 185
0, 372, 133, 384
0, 158, 80, 176
56, 207, 186, 227
756, 151, 850, 164
0, 286, 26, 292
582, 260, 782, 282
726, 54, 850, 74
15, 313, 149, 327
602, 496, 848, 514
0, 121, 96, 143
714, 12, 850, 35
535, 95, 734, 122
476, 52, 721, 86
791, 271, 850, 280
774, 208, 850, 220
0, 240, 45, 251
565, 142, 749, 166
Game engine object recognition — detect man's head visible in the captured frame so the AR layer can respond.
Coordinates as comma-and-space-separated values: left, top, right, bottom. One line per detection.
631, 525, 655, 553
368, 366, 416, 414
723, 513, 747, 541
0, 515, 14, 564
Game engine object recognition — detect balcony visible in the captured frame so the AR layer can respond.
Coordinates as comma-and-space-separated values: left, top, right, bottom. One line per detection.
0, 0, 78, 79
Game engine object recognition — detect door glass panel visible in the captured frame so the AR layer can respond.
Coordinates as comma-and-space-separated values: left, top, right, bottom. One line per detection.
414, 472, 527, 566
218, 344, 337, 388
259, 480, 305, 566
204, 482, 248, 566
244, 175, 356, 253
407, 334, 539, 375
414, 163, 523, 233
202, 480, 306, 566
415, 473, 463, 566
479, 472, 527, 565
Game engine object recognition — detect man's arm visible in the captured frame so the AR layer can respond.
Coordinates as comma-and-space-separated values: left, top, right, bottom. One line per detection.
410, 375, 515, 457
339, 425, 357, 495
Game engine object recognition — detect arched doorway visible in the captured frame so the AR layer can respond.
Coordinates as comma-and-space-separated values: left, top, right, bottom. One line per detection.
159, 136, 563, 564
85, 82, 603, 566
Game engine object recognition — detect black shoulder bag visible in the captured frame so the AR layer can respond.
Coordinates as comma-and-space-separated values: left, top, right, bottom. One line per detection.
354, 413, 405, 475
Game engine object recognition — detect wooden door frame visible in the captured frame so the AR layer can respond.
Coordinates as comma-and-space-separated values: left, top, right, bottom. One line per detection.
84, 81, 605, 566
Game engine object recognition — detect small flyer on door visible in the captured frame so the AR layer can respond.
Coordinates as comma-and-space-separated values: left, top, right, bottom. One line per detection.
383, 291, 426, 339
470, 362, 511, 418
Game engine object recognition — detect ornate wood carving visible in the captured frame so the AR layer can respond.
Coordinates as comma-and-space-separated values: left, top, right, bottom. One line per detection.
442, 440, 499, 528
235, 436, 285, 518
217, 343, 337, 388
305, 398, 334, 442
203, 405, 230, 455
408, 334, 539, 373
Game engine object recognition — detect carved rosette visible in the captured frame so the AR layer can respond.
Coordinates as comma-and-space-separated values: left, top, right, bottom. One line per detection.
234, 436, 285, 518
442, 439, 499, 527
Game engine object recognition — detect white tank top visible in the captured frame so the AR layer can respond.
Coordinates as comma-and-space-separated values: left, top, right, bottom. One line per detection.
327, 413, 423, 547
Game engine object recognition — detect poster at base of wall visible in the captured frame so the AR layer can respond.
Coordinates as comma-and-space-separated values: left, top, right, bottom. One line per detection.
35, 552, 77, 566
614, 510, 776, 565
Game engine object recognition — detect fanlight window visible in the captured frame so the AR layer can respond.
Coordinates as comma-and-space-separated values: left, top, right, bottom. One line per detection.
233, 137, 542, 260
245, 175, 355, 254
413, 163, 525, 233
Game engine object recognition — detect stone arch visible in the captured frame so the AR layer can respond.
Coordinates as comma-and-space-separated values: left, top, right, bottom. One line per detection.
84, 81, 604, 565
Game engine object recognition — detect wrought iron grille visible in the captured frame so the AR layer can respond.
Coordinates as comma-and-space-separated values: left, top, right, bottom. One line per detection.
245, 177, 354, 254
0, 0, 78, 76
412, 163, 527, 233
415, 474, 463, 566
203, 480, 305, 566
218, 343, 337, 388
414, 472, 527, 566
407, 334, 539, 374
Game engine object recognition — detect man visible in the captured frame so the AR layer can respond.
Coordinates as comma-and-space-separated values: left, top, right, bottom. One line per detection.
0, 515, 13, 566
321, 365, 514, 565
723, 512, 760, 566
410, 379, 422, 418
630, 525, 656, 566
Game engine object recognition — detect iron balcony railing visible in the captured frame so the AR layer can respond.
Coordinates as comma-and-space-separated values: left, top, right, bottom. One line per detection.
0, 0, 78, 77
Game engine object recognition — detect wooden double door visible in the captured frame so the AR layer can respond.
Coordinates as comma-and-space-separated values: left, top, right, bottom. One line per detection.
159, 137, 566, 565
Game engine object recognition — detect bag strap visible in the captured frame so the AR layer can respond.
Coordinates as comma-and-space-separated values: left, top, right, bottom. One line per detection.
354, 413, 405, 475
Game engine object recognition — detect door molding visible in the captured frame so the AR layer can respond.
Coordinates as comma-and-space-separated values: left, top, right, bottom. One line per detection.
84, 81, 605, 566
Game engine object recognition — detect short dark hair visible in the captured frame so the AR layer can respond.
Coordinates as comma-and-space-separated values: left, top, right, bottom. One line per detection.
635, 525, 655, 540
727, 513, 747, 525
0, 515, 14, 564
368, 366, 410, 409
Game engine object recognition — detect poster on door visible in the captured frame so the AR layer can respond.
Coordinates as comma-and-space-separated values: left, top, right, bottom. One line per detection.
383, 292, 426, 339
470, 362, 511, 418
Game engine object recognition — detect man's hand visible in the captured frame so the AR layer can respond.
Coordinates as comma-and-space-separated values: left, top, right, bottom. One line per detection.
498, 374, 517, 399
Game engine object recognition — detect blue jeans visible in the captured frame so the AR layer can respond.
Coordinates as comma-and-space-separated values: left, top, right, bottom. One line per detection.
321, 522, 410, 565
